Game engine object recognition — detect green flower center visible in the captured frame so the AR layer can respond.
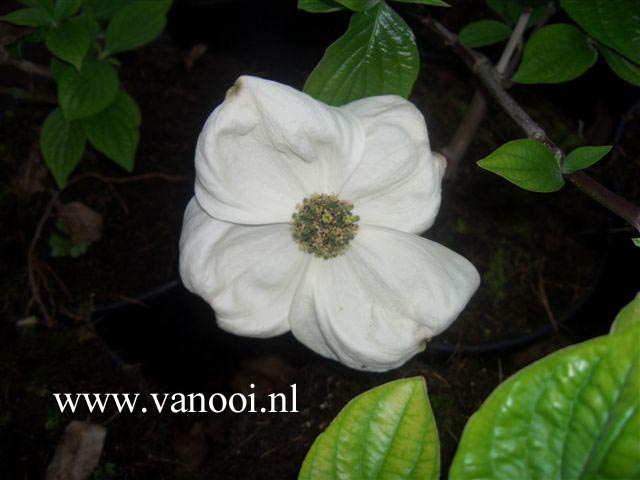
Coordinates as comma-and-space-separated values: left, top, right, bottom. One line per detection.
291, 193, 359, 259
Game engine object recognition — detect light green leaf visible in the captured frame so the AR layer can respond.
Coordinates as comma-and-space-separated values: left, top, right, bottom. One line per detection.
513, 23, 598, 84
53, 0, 83, 20
84, 0, 132, 19
58, 60, 119, 120
559, 0, 640, 65
611, 293, 640, 334
297, 0, 345, 13
598, 44, 640, 87
82, 90, 141, 171
40, 108, 86, 188
450, 325, 640, 480
562, 145, 611, 174
393, 0, 449, 6
304, 2, 418, 106
485, 0, 546, 27
299, 377, 439, 480
459, 20, 511, 48
634, 238, 640, 248
103, 0, 171, 56
478, 139, 565, 192
0, 8, 53, 27
45, 16, 91, 70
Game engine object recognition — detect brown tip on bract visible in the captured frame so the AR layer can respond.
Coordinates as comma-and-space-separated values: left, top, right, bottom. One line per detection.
225, 79, 243, 99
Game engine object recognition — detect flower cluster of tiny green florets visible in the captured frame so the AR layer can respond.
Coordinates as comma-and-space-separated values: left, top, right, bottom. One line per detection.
291, 193, 359, 259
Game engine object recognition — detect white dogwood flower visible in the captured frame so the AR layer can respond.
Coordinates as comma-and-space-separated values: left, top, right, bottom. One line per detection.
179, 76, 480, 372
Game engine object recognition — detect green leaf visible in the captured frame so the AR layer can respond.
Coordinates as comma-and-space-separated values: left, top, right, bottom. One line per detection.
459, 20, 511, 48
485, 0, 546, 27
50, 57, 71, 83
394, 0, 451, 7
53, 0, 83, 20
304, 2, 419, 106
45, 16, 91, 70
559, 0, 640, 65
392, 0, 450, 6
0, 8, 53, 27
82, 90, 141, 171
598, 44, 640, 87
450, 325, 640, 480
21, 0, 55, 14
611, 293, 640, 334
40, 108, 86, 188
299, 377, 439, 480
334, 0, 380, 11
84, 0, 132, 19
634, 238, 640, 248
513, 23, 598, 84
562, 145, 611, 174
478, 139, 565, 192
297, 0, 345, 13
103, 0, 171, 56
58, 60, 119, 120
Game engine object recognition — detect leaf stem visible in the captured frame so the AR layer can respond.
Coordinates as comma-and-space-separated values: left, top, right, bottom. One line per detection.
418, 15, 640, 233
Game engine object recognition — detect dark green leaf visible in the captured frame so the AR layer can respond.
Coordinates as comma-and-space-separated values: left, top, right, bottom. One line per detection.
598, 44, 640, 87
304, 2, 419, 105
299, 377, 439, 480
0, 8, 52, 27
58, 60, 119, 120
334, 0, 379, 11
459, 20, 511, 48
562, 145, 611, 173
50, 57, 71, 83
559, 0, 640, 65
82, 90, 141, 171
392, 0, 450, 6
297, 0, 345, 13
21, 0, 55, 15
611, 293, 640, 334
40, 108, 86, 187
477, 139, 565, 192
84, 0, 132, 19
450, 325, 640, 480
45, 16, 91, 70
513, 23, 598, 84
53, 0, 83, 20
485, 0, 546, 27
104, 0, 171, 56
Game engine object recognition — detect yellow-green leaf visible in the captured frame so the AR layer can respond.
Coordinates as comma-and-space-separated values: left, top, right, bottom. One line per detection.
299, 377, 439, 480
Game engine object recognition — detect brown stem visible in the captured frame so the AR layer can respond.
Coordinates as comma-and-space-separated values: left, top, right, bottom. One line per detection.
419, 15, 640, 233
0, 46, 52, 78
440, 10, 530, 178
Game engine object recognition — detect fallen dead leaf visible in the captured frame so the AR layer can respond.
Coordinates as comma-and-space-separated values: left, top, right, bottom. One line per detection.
172, 422, 208, 471
45, 421, 107, 480
56, 201, 104, 244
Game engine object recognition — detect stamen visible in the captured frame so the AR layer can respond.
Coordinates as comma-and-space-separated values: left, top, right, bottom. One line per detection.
291, 193, 359, 259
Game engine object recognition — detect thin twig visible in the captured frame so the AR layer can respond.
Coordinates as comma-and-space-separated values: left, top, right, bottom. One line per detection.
0, 86, 56, 104
25, 171, 190, 323
0, 46, 51, 78
419, 15, 640, 233
26, 190, 60, 326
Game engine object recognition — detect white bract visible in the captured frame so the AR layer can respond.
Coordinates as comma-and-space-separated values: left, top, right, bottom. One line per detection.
179, 76, 480, 372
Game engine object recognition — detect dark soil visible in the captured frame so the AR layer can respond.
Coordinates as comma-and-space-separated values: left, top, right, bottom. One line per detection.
1, 0, 638, 479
